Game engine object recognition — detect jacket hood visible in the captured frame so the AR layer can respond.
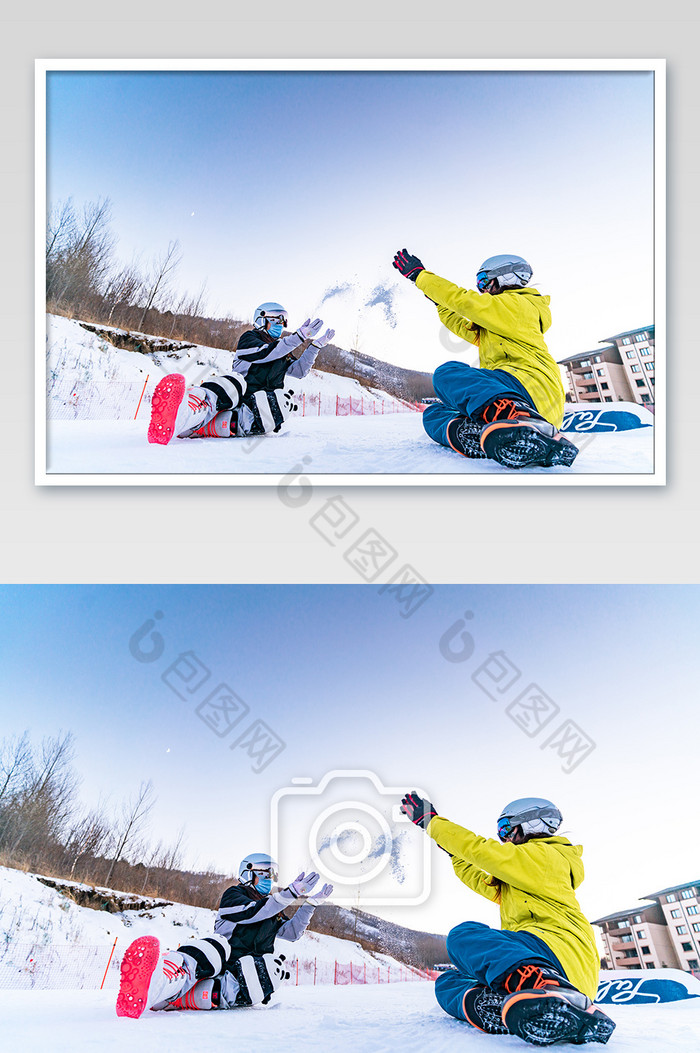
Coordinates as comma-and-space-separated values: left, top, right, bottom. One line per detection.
541, 836, 584, 889
508, 286, 552, 333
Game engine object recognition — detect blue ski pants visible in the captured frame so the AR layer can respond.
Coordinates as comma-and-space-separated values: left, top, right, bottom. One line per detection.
434, 921, 566, 1022
423, 361, 536, 449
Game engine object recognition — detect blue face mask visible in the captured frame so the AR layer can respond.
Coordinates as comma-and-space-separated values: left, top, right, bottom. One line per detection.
256, 877, 272, 895
268, 323, 283, 339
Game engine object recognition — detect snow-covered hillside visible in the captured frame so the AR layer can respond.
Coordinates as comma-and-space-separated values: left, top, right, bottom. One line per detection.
0, 867, 422, 992
45, 315, 414, 422
42, 315, 655, 480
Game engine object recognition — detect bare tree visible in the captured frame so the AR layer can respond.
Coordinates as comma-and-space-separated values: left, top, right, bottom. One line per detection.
135, 826, 184, 896
46, 199, 77, 264
104, 260, 145, 327
158, 825, 186, 873
167, 282, 209, 339
0, 732, 33, 804
137, 241, 182, 331
65, 802, 110, 880
4, 732, 78, 862
104, 780, 156, 887
47, 198, 115, 315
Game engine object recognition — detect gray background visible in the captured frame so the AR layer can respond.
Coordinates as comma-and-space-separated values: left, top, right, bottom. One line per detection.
3, 4, 696, 584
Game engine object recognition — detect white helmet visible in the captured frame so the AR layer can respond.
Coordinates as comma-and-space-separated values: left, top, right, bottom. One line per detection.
497, 797, 562, 842
476, 255, 532, 292
253, 302, 288, 330
238, 852, 279, 885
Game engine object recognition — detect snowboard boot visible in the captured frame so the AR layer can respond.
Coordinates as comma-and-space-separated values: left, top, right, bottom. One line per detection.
147, 375, 216, 444
462, 984, 509, 1034
478, 397, 579, 469
445, 416, 488, 459
499, 964, 615, 1046
116, 936, 192, 1018
164, 977, 220, 1011
187, 409, 235, 438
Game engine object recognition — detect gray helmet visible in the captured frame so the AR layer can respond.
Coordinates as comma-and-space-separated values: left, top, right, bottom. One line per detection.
253, 302, 288, 330
497, 797, 562, 842
476, 255, 532, 292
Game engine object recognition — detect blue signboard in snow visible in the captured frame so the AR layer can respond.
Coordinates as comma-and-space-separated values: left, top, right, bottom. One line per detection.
595, 970, 700, 1005
561, 403, 654, 434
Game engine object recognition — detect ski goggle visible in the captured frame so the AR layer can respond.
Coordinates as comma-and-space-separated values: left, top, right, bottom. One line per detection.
497, 817, 515, 842
251, 866, 278, 882
263, 313, 287, 328
476, 271, 492, 293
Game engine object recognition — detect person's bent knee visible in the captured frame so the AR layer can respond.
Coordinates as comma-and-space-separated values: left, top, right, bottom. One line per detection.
446, 920, 485, 960
433, 360, 466, 382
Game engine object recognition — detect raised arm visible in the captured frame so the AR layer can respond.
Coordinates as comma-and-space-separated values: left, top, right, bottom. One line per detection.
428, 816, 548, 896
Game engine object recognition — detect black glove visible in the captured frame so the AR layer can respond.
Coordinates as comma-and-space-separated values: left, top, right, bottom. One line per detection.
392, 248, 425, 282
401, 791, 438, 829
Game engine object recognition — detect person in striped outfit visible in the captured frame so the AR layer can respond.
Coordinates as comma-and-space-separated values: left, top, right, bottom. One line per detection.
392, 250, 579, 469
147, 303, 334, 444
116, 853, 332, 1017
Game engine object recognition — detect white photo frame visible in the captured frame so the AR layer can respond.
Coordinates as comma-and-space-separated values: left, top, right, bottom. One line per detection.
36, 58, 665, 486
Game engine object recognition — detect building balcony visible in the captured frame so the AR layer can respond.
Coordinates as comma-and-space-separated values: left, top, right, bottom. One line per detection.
569, 364, 597, 374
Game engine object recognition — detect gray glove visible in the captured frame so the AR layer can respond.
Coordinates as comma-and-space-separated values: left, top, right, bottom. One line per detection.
286, 871, 320, 897
297, 318, 324, 341
305, 882, 333, 906
311, 328, 335, 348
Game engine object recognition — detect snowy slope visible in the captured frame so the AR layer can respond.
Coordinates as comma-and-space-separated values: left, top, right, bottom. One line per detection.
45, 414, 654, 479
0, 867, 417, 991
42, 315, 655, 480
45, 315, 413, 421
1, 983, 699, 1053
2, 870, 698, 1050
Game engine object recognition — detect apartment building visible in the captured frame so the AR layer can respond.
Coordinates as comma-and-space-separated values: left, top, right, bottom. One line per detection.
600, 326, 655, 407
559, 326, 655, 408
593, 879, 700, 974
641, 880, 700, 974
593, 904, 680, 971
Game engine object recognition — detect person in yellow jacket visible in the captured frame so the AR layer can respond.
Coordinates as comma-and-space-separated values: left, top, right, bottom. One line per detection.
392, 249, 579, 470
400, 792, 616, 1046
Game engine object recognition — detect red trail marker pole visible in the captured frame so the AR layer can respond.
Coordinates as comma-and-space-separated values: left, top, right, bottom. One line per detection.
134, 375, 150, 419
100, 937, 118, 990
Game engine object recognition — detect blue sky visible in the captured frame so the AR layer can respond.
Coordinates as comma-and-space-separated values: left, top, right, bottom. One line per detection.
0, 585, 693, 935
45, 67, 656, 371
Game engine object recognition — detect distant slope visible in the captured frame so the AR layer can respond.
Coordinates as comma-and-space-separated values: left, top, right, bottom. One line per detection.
309, 904, 447, 971
313, 343, 434, 402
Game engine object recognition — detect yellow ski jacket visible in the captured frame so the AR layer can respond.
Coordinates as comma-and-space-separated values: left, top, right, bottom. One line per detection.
428, 816, 600, 1000
415, 270, 566, 429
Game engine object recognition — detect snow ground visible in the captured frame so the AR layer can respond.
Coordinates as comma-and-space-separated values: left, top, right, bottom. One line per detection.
45, 414, 654, 480
1, 983, 699, 1053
